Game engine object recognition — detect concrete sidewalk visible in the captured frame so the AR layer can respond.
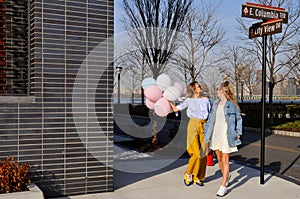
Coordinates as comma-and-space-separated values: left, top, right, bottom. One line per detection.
53, 155, 299, 199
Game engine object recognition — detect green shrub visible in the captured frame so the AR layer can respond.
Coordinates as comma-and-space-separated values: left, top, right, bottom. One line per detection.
240, 103, 300, 131
286, 104, 300, 118
272, 120, 300, 132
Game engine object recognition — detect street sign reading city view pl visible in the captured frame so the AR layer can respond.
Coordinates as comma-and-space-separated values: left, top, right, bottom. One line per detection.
249, 18, 282, 39
242, 2, 288, 23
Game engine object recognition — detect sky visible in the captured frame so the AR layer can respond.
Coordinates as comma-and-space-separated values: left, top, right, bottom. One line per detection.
113, 0, 252, 95
114, 0, 250, 44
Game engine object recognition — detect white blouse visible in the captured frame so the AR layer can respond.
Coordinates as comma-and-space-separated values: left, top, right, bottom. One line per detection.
176, 98, 211, 120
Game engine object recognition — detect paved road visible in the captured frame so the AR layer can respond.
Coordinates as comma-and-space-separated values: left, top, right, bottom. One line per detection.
114, 113, 300, 183
231, 131, 300, 182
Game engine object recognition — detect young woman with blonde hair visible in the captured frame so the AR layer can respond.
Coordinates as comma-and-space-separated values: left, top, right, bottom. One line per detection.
204, 81, 242, 197
169, 81, 211, 186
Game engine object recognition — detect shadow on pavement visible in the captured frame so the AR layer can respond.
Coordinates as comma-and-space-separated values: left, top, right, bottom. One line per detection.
228, 163, 259, 192
113, 156, 188, 190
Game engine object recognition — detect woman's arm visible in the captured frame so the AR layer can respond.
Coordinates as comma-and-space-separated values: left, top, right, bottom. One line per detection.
235, 106, 243, 137
169, 98, 189, 112
169, 101, 180, 112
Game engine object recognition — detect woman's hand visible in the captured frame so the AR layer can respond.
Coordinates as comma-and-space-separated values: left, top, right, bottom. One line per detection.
168, 101, 179, 112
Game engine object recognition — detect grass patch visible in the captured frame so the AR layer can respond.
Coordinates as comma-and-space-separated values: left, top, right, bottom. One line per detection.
271, 120, 300, 132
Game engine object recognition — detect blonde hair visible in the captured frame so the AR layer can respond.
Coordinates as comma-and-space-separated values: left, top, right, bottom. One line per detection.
219, 81, 240, 110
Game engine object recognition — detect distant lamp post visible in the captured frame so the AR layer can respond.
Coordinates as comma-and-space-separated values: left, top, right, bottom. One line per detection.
116, 66, 122, 104
241, 81, 244, 103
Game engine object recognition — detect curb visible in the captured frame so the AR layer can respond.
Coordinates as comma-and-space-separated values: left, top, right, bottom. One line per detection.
116, 114, 300, 137
244, 127, 300, 137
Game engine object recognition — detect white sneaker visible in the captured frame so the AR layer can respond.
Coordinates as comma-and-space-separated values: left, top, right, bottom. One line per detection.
217, 186, 228, 197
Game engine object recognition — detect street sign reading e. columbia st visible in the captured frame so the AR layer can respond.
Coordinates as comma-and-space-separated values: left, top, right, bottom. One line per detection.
242, 2, 288, 23
249, 19, 282, 39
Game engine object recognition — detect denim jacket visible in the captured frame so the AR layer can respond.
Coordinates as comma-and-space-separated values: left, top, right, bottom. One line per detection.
204, 99, 242, 147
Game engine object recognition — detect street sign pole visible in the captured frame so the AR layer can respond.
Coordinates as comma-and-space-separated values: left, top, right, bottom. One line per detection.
242, 1, 288, 185
260, 34, 267, 184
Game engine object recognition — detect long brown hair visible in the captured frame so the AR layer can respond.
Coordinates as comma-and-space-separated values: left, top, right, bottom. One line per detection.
186, 81, 201, 98
219, 81, 240, 110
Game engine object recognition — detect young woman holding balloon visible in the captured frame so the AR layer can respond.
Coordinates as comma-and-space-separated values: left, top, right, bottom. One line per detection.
169, 81, 211, 186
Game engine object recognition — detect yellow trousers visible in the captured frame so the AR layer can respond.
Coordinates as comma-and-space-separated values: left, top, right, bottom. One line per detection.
186, 118, 208, 181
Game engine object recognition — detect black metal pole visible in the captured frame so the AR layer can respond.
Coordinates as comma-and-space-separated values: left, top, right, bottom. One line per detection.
118, 73, 121, 104
141, 50, 145, 106
241, 82, 244, 103
260, 35, 267, 184
141, 87, 144, 105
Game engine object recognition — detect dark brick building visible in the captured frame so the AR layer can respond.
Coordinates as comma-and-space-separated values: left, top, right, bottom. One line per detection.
0, 0, 114, 197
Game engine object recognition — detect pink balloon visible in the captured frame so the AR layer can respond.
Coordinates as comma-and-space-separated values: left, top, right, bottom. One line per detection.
145, 98, 155, 110
173, 82, 184, 95
144, 85, 163, 102
154, 98, 171, 117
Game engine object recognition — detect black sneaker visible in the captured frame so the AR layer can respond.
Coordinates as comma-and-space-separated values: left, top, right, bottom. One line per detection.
194, 180, 204, 186
184, 174, 193, 186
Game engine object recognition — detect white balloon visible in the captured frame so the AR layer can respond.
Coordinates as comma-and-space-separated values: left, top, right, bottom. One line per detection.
142, 77, 156, 89
173, 82, 184, 96
163, 86, 180, 101
156, 73, 172, 91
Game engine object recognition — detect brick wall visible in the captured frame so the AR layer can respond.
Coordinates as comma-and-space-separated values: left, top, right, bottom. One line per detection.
0, 0, 114, 197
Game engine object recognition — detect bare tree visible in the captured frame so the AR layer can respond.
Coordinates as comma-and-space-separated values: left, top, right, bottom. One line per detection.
219, 46, 259, 100
241, 56, 260, 101
121, 0, 193, 144
122, 0, 193, 79
285, 42, 300, 81
203, 67, 222, 100
114, 50, 152, 103
174, 2, 225, 82
122, 65, 141, 104
237, 0, 300, 104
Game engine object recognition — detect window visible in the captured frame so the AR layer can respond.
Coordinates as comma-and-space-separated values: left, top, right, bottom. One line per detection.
0, 0, 29, 96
